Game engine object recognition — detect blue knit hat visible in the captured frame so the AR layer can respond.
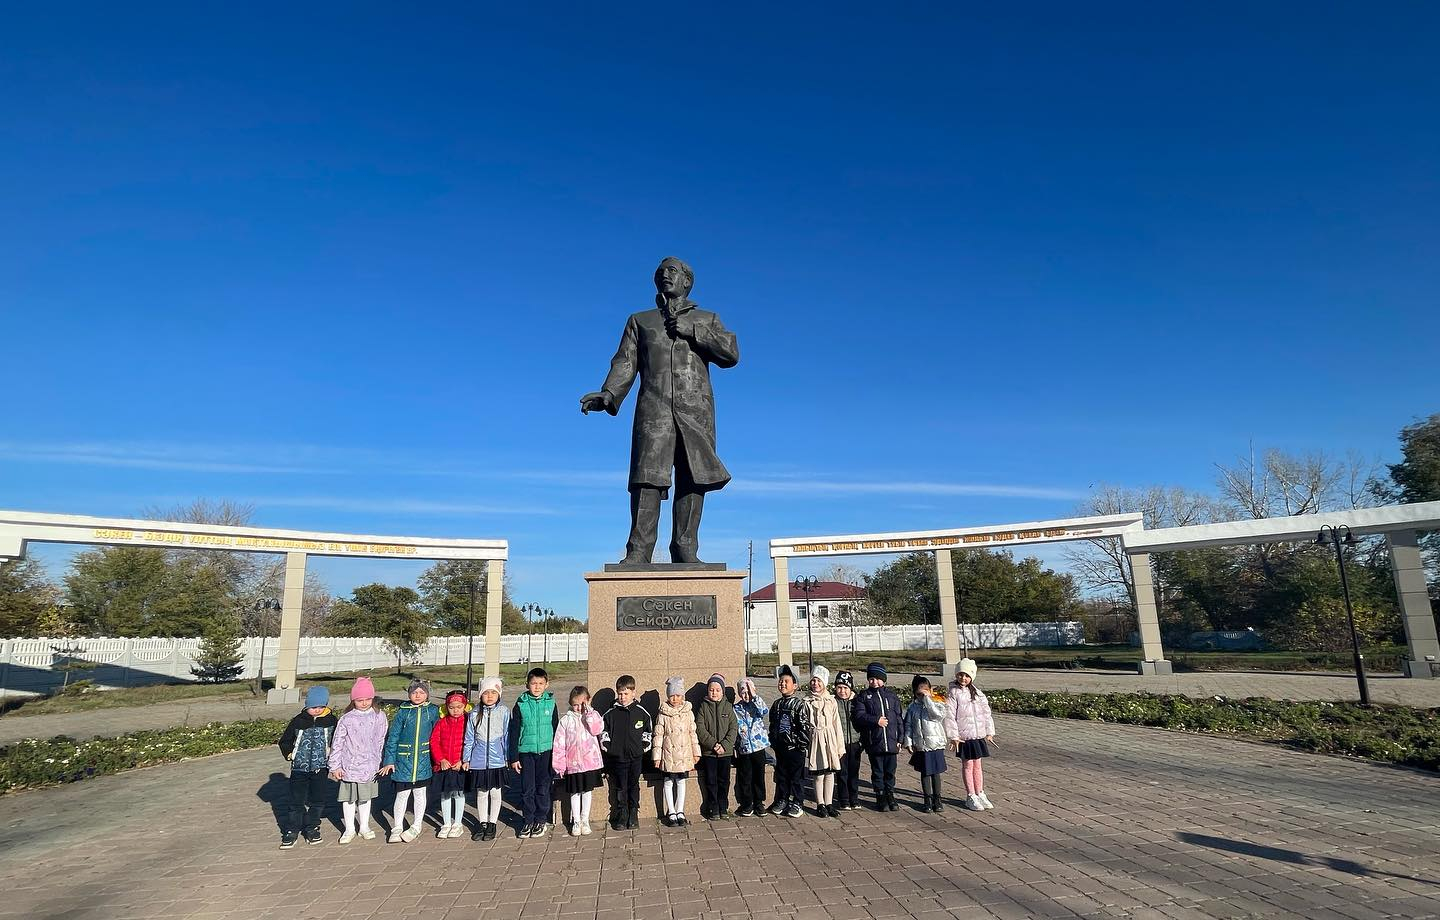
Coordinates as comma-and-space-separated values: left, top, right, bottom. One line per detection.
304, 686, 329, 708
865, 662, 887, 681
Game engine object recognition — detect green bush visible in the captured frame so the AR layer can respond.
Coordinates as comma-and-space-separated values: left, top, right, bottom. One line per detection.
986, 689, 1440, 771
0, 719, 289, 795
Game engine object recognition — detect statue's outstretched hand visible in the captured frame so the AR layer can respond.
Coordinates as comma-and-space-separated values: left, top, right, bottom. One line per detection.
580, 391, 610, 414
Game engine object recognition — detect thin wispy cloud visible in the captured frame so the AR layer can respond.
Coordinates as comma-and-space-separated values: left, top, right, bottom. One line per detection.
0, 441, 348, 475
730, 478, 1086, 501
246, 496, 564, 516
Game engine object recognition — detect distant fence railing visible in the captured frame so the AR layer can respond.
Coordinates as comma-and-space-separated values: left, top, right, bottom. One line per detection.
1, 621, 1081, 697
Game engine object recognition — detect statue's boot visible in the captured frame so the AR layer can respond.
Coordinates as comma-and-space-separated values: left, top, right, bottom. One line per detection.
669, 490, 704, 563
622, 487, 661, 564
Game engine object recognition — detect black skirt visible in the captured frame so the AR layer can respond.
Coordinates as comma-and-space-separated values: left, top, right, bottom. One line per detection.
430, 769, 466, 796
957, 739, 991, 760
390, 777, 428, 791
467, 767, 509, 792
909, 749, 948, 776
561, 769, 603, 795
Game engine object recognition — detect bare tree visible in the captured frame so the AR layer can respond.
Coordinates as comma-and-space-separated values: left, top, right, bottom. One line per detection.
1062, 484, 1215, 607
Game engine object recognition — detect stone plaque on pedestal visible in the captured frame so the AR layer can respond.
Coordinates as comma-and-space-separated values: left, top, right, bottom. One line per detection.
581, 566, 747, 823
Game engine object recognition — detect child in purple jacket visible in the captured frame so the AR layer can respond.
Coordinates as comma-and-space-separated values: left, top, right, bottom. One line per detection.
328, 676, 389, 843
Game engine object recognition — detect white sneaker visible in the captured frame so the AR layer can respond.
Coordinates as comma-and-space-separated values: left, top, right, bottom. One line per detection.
388, 827, 405, 843
436, 824, 451, 838
359, 828, 376, 840
338, 830, 356, 845
569, 821, 581, 837
580, 820, 592, 836
963, 795, 984, 811
400, 825, 422, 843
977, 793, 994, 810
448, 825, 466, 838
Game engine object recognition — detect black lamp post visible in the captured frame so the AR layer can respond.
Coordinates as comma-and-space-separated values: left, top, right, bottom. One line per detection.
253, 599, 282, 696
1317, 524, 1370, 706
541, 607, 553, 667
794, 576, 819, 674
521, 603, 539, 663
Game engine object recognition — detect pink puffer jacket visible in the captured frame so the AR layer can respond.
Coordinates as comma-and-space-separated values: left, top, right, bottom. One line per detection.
551, 706, 604, 776
944, 682, 995, 742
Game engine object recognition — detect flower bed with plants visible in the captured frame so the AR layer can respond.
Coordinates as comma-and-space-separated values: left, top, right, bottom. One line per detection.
985, 689, 1440, 771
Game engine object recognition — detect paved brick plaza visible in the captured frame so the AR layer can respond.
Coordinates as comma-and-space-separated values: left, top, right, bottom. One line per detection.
1, 714, 1437, 920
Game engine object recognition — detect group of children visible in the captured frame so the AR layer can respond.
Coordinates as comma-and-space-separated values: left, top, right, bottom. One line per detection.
277, 659, 996, 846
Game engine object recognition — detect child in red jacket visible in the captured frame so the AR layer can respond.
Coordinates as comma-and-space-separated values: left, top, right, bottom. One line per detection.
430, 689, 470, 838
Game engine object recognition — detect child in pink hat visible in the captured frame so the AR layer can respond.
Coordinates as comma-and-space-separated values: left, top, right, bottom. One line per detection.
327, 676, 388, 843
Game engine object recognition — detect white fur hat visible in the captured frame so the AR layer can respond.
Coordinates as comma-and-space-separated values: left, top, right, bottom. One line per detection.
811, 665, 830, 686
957, 658, 978, 680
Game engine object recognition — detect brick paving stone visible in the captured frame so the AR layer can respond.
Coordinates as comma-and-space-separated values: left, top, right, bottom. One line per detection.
2, 713, 1439, 919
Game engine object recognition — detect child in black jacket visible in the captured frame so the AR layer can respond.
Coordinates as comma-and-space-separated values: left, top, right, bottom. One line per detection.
277, 686, 339, 848
600, 674, 653, 830
768, 664, 812, 818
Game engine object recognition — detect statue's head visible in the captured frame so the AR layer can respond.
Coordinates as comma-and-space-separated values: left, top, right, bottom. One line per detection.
654, 257, 694, 297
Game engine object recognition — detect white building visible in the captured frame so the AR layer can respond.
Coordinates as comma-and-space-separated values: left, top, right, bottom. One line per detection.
745, 580, 865, 628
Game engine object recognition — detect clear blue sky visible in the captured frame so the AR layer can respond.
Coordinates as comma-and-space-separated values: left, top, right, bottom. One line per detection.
3, 4, 1437, 618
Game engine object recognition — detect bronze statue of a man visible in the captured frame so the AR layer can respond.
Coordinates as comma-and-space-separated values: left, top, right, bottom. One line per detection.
581, 257, 740, 564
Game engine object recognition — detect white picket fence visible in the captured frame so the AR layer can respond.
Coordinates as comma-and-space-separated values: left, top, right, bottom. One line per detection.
0, 621, 1081, 698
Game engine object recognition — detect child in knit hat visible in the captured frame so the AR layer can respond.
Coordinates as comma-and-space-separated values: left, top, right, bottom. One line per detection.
328, 676, 387, 844
804, 666, 845, 818
768, 664, 811, 818
944, 658, 996, 811
430, 689, 471, 838
464, 676, 510, 841
653, 675, 701, 826
732, 677, 770, 817
852, 662, 903, 810
694, 673, 738, 820
277, 685, 338, 848
380, 677, 440, 842
832, 670, 863, 810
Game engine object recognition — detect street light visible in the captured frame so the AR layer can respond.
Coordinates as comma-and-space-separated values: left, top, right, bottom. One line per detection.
253, 599, 282, 696
793, 576, 819, 674
542, 607, 553, 667
1317, 524, 1369, 706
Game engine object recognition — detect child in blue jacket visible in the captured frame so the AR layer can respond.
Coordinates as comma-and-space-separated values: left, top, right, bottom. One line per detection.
380, 678, 441, 842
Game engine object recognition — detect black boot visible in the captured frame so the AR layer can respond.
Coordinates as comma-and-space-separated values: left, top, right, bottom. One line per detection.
626, 807, 639, 829
886, 792, 899, 812
932, 794, 944, 813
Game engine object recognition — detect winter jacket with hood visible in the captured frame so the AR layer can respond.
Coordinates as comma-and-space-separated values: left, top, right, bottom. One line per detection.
552, 706, 605, 776
904, 692, 949, 752
694, 696, 739, 758
851, 685, 904, 755
769, 691, 812, 753
279, 708, 337, 773
804, 691, 845, 771
328, 706, 387, 782
734, 680, 770, 754
383, 701, 442, 782
653, 699, 702, 772
463, 701, 512, 769
601, 700, 654, 760
944, 681, 996, 742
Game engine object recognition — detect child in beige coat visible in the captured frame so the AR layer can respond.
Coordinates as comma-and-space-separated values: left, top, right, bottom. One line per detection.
653, 675, 701, 826
804, 666, 845, 817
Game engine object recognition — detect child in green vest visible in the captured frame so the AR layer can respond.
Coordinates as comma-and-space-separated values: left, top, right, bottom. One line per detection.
508, 667, 559, 838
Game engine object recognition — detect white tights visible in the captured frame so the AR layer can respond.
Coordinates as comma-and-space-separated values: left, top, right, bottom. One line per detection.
392, 787, 428, 830
439, 792, 463, 827
662, 776, 687, 816
340, 800, 373, 834
475, 787, 502, 824
568, 791, 593, 825
814, 773, 835, 806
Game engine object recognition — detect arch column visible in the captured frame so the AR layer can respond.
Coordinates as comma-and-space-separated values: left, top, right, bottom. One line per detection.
483, 559, 505, 680
773, 554, 793, 672
267, 551, 307, 704
1130, 552, 1172, 676
936, 549, 962, 677
1388, 531, 1439, 678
